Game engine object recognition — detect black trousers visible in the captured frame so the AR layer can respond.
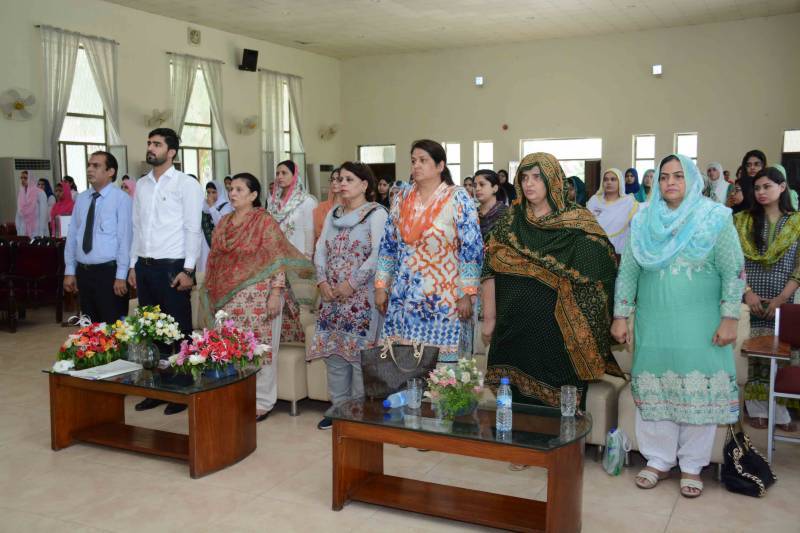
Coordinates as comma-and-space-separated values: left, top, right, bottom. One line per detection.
134, 258, 193, 341
76, 262, 129, 324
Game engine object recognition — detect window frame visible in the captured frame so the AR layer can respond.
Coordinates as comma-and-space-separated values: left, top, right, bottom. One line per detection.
632, 134, 656, 176
441, 142, 462, 184
474, 140, 494, 171
177, 66, 215, 183
673, 132, 699, 164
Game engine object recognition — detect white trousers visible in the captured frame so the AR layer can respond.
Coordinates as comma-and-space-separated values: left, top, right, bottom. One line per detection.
635, 409, 717, 475
256, 301, 283, 413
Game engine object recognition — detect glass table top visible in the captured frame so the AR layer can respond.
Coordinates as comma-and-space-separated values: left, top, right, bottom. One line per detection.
326, 399, 591, 451
45, 366, 260, 395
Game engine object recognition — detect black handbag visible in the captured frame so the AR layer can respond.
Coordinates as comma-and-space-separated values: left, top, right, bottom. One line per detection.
721, 424, 777, 497
360, 340, 439, 400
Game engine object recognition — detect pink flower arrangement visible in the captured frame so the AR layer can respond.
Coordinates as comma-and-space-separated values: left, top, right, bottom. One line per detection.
424, 358, 484, 420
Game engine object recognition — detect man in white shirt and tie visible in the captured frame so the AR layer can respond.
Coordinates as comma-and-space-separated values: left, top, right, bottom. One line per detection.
128, 128, 203, 415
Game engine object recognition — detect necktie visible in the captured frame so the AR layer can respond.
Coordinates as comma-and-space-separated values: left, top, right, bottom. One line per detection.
82, 192, 101, 254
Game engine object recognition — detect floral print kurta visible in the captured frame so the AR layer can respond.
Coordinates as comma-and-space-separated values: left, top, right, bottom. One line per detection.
376, 186, 483, 362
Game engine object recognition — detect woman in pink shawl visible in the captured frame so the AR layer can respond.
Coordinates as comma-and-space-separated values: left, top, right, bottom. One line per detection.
50, 180, 76, 237
15, 170, 49, 237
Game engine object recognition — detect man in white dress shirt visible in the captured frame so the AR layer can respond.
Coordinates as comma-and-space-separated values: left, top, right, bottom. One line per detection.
128, 128, 203, 415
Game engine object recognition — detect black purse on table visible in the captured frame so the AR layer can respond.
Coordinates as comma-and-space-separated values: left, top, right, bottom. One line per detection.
721, 424, 777, 497
360, 340, 439, 400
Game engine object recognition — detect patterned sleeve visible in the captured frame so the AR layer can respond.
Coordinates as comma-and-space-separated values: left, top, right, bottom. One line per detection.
375, 201, 400, 290
792, 245, 800, 284
613, 237, 641, 318
454, 188, 483, 297
313, 211, 331, 284
350, 208, 389, 288
713, 219, 746, 319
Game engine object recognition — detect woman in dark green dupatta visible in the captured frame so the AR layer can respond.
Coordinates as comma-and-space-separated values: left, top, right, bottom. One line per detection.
481, 152, 621, 408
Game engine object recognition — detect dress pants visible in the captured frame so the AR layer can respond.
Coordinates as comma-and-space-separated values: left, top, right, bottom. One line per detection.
635, 409, 717, 475
256, 297, 283, 413
134, 258, 193, 342
76, 262, 129, 324
325, 355, 364, 406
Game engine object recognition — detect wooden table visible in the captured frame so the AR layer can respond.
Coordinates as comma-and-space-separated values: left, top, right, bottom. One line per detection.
48, 368, 258, 478
331, 401, 588, 533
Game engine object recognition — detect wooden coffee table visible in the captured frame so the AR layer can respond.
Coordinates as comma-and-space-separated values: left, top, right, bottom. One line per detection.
329, 400, 590, 533
47, 367, 258, 478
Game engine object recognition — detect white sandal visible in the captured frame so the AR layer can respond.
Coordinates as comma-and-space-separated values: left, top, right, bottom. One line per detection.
680, 477, 703, 498
635, 468, 668, 489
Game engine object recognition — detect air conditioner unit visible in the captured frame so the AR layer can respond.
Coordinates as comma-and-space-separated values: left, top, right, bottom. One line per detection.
0, 157, 53, 224
305, 163, 335, 200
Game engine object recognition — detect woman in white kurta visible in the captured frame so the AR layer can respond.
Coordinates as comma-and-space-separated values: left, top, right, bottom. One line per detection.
587, 168, 639, 255
198, 180, 234, 273
15, 171, 49, 237
267, 160, 318, 344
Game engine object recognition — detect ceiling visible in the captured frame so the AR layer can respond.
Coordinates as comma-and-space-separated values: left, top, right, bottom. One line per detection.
103, 0, 800, 58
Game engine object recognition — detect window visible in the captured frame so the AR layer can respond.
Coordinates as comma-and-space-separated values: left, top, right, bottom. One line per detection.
674, 133, 698, 164
520, 137, 602, 181
474, 141, 494, 171
358, 145, 396, 164
633, 135, 656, 176
281, 81, 292, 163
442, 142, 461, 184
58, 48, 106, 191
178, 68, 214, 184
784, 130, 800, 152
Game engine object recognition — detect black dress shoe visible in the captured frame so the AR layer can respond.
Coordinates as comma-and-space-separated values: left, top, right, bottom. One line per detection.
164, 402, 187, 415
256, 412, 270, 422
135, 398, 167, 411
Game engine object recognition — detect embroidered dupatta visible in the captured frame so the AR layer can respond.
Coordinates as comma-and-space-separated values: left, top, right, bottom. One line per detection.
734, 211, 800, 267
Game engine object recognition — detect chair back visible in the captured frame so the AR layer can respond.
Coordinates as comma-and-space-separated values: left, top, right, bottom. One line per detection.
778, 303, 800, 349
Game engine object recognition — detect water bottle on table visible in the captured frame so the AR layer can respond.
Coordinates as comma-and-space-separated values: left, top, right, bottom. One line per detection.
383, 390, 408, 409
496, 377, 513, 433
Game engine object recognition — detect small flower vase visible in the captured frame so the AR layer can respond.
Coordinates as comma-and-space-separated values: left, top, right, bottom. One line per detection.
128, 339, 159, 369
203, 363, 237, 380
435, 396, 478, 422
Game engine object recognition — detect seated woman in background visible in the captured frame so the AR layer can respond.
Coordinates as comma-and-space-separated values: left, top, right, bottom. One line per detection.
375, 139, 483, 363
482, 152, 620, 412
737, 149, 767, 212
474, 169, 508, 239
199, 180, 234, 273
204, 173, 313, 422
566, 175, 587, 206
587, 168, 639, 255
310, 162, 388, 430
612, 154, 744, 498
49, 180, 75, 237
704, 162, 731, 204
624, 168, 647, 202
734, 167, 799, 432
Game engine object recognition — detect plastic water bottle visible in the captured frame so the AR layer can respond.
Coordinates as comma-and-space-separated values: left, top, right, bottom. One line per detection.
496, 377, 513, 432
383, 390, 408, 409
602, 427, 630, 476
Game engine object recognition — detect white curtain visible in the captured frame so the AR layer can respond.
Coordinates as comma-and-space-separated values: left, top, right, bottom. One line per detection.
198, 59, 230, 180
169, 54, 199, 135
260, 70, 306, 188
40, 26, 80, 177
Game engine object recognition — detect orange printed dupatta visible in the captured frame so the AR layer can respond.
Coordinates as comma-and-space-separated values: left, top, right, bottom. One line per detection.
398, 182, 454, 245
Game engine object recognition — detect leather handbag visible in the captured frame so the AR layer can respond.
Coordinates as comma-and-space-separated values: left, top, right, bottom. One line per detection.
720, 424, 777, 497
360, 340, 439, 400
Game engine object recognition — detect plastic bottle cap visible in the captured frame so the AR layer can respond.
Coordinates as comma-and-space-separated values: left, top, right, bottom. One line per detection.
382, 399, 391, 409
500, 377, 510, 385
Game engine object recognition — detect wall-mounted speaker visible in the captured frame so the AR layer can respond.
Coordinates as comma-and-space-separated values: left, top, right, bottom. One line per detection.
239, 49, 259, 72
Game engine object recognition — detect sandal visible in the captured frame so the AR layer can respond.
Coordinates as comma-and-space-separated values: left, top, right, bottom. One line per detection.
680, 477, 703, 498
777, 421, 797, 433
635, 468, 669, 489
748, 417, 768, 429
508, 463, 530, 471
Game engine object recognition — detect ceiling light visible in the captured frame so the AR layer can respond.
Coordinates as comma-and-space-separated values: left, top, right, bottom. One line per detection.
652, 64, 663, 77
474, 76, 484, 87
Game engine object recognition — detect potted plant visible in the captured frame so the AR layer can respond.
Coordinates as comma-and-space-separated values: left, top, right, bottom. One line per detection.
121, 305, 182, 368
55, 321, 122, 371
424, 358, 484, 422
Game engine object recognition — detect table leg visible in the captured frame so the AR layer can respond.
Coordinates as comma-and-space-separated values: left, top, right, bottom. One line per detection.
545, 439, 584, 533
49, 374, 125, 450
767, 358, 777, 463
332, 421, 384, 511
187, 373, 257, 478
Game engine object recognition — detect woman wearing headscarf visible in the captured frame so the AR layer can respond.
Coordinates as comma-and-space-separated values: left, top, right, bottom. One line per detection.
376, 176, 393, 209
313, 167, 342, 245
482, 153, 621, 411
38, 179, 56, 210
774, 164, 798, 210
641, 169, 655, 201
566, 176, 587, 206
704, 162, 731, 204
15, 171, 49, 237
268, 160, 318, 344
611, 154, 744, 498
268, 160, 318, 258
121, 177, 136, 198
198, 180, 234, 273
49, 180, 75, 237
734, 167, 799, 431
587, 168, 639, 255
729, 167, 747, 214
624, 168, 647, 203
204, 173, 314, 421
375, 139, 483, 363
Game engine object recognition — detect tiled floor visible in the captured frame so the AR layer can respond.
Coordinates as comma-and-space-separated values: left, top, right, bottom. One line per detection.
1, 309, 799, 532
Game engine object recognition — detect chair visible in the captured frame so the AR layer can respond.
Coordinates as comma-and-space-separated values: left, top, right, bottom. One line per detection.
0, 239, 16, 331
7, 239, 66, 327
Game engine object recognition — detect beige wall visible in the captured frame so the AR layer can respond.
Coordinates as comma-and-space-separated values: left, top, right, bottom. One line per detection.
340, 13, 800, 181
0, 0, 343, 183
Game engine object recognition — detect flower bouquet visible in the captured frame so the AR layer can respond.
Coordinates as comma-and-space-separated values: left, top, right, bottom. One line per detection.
120, 305, 183, 368
55, 321, 122, 370
169, 311, 269, 380
424, 358, 484, 421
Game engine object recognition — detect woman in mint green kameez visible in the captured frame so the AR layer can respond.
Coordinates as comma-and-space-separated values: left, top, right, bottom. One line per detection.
611, 154, 745, 499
